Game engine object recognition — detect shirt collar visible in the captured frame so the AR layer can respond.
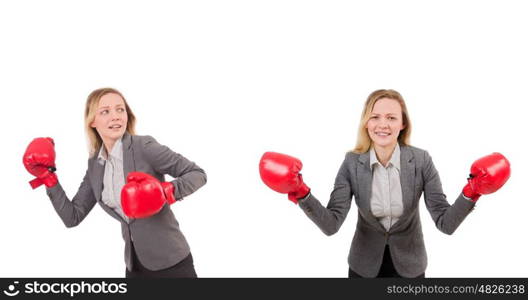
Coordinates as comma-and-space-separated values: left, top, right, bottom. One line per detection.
97, 137, 123, 162
369, 143, 401, 171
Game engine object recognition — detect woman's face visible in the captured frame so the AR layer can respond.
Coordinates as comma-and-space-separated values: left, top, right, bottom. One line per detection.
366, 97, 405, 149
90, 93, 128, 144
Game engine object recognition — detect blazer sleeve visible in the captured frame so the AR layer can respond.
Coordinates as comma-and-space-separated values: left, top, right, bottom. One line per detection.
298, 154, 353, 236
422, 150, 475, 235
141, 135, 207, 200
45, 168, 97, 228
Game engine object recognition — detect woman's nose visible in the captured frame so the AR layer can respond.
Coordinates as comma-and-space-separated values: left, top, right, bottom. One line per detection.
110, 110, 121, 120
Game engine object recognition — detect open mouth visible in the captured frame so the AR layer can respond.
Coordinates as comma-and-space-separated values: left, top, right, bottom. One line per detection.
375, 132, 391, 137
108, 125, 122, 130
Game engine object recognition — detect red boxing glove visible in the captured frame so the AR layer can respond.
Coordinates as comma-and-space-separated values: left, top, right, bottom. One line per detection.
161, 181, 177, 205
23, 137, 58, 189
121, 172, 176, 218
462, 152, 511, 202
259, 152, 311, 204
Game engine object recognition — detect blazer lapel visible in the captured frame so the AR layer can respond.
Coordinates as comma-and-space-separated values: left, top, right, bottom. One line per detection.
357, 145, 416, 233
396, 145, 416, 226
356, 152, 371, 212
87, 154, 124, 221
121, 133, 137, 224
89, 157, 105, 203
89, 135, 136, 224
122, 133, 135, 178
356, 152, 385, 230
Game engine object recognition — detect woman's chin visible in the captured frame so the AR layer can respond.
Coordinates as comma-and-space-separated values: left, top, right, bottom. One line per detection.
103, 131, 125, 141
372, 139, 397, 148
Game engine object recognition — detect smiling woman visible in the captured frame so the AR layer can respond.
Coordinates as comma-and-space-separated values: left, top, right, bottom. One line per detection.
22, 87, 207, 278
354, 89, 411, 156
258, 89, 511, 278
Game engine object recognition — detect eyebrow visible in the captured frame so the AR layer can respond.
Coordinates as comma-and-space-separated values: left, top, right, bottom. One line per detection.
98, 104, 125, 110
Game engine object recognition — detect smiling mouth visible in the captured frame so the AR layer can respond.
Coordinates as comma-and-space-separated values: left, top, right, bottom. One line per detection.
375, 132, 391, 136
108, 125, 122, 129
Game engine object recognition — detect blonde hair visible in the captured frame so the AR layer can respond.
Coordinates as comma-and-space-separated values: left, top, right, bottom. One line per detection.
352, 89, 412, 154
84, 87, 136, 157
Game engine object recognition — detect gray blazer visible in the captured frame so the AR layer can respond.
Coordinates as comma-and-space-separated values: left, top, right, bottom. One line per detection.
45, 133, 207, 271
298, 144, 475, 278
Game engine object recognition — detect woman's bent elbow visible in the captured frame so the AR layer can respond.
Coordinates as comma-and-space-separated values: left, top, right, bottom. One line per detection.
437, 224, 456, 235
321, 226, 339, 236
201, 171, 207, 185
63, 219, 80, 228
64, 223, 78, 228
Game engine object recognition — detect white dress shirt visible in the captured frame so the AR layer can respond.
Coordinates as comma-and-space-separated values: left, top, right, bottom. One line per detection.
369, 143, 404, 231
97, 138, 130, 223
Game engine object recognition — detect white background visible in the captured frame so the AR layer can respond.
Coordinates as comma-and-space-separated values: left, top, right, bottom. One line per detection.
1, 0, 526, 277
